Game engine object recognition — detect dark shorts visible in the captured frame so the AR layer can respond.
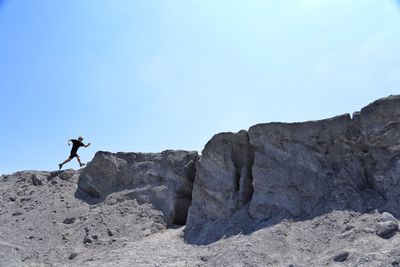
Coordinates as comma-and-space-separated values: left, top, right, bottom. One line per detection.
69, 152, 79, 159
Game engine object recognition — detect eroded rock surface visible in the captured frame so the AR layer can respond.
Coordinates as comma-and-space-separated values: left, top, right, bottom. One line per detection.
78, 150, 198, 225
185, 95, 400, 244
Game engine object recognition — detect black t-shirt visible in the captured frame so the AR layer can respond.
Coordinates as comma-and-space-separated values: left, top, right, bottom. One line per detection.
71, 139, 84, 155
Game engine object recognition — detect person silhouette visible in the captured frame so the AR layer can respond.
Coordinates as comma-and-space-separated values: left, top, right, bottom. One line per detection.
59, 136, 91, 170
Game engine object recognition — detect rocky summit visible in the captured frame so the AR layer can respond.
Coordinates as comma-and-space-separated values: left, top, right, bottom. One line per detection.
1, 95, 400, 266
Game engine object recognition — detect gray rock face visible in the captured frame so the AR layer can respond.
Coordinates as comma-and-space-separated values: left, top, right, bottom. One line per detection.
185, 95, 400, 244
185, 131, 253, 242
78, 150, 198, 225
248, 114, 365, 220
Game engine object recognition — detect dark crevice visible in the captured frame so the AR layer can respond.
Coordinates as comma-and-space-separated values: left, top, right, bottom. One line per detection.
173, 154, 199, 226
231, 131, 255, 208
239, 132, 254, 206
173, 198, 192, 225
361, 170, 375, 190
235, 166, 241, 193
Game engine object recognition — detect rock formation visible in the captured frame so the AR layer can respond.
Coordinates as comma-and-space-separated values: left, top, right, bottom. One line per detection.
1, 95, 400, 266
185, 95, 400, 244
78, 150, 198, 225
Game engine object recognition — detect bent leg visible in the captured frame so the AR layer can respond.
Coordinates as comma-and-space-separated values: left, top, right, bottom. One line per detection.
76, 155, 86, 167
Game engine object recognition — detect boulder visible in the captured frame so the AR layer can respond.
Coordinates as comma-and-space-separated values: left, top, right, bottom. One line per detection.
382, 212, 397, 223
69, 249, 79, 260
63, 217, 76, 225
31, 174, 46, 186
333, 251, 350, 262
375, 221, 399, 239
78, 150, 198, 225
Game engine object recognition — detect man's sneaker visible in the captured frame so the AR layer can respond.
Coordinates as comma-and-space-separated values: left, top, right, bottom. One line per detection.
59, 164, 62, 170
80, 163, 86, 167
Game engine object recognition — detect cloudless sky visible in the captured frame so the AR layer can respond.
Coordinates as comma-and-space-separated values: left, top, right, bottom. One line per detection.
1, 0, 399, 174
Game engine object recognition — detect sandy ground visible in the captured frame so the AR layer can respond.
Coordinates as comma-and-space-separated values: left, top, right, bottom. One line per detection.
1, 170, 400, 267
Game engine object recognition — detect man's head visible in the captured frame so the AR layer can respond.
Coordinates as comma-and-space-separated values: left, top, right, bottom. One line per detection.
78, 136, 84, 141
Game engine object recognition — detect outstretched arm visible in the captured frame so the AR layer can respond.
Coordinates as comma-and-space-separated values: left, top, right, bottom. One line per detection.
84, 142, 91, 148
68, 139, 72, 146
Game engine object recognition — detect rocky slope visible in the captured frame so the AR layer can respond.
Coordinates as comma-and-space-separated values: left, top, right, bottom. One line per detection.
0, 170, 166, 266
1, 95, 400, 266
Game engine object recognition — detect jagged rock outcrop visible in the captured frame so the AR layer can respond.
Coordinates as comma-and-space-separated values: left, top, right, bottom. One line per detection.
78, 150, 198, 225
185, 95, 400, 244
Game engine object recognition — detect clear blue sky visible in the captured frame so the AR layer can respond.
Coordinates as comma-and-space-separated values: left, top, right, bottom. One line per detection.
1, 0, 399, 174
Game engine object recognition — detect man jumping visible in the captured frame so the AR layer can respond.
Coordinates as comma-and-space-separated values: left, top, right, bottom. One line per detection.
59, 136, 91, 170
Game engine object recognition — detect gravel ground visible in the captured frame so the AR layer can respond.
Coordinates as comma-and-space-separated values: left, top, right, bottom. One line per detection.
83, 211, 400, 267
1, 170, 400, 267
0, 170, 165, 266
